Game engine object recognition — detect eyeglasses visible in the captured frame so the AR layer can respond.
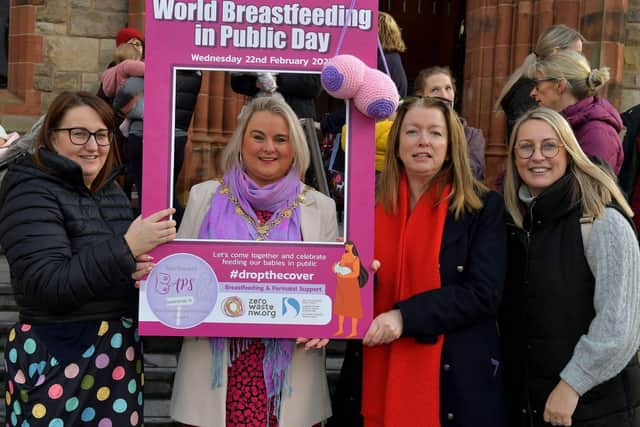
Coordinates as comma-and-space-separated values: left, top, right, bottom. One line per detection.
53, 128, 113, 146
515, 141, 562, 159
127, 40, 143, 48
531, 77, 558, 88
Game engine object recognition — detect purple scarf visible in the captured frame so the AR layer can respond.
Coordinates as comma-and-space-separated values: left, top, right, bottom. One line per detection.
199, 166, 303, 241
198, 166, 300, 421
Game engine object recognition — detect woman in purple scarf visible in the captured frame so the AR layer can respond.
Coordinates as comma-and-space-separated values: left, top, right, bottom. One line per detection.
170, 97, 338, 427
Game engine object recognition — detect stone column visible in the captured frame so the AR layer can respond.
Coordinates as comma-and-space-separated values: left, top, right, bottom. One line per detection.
0, 0, 44, 124
177, 71, 244, 200
581, 0, 627, 107
624, 0, 640, 110
128, 0, 145, 33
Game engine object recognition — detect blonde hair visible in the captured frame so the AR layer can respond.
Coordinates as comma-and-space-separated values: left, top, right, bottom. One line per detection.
530, 50, 609, 100
504, 107, 632, 228
495, 25, 584, 110
378, 12, 406, 53
114, 43, 140, 63
220, 97, 310, 179
377, 97, 487, 219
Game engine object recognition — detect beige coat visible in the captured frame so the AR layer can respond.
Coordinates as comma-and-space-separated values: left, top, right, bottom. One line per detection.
170, 180, 337, 427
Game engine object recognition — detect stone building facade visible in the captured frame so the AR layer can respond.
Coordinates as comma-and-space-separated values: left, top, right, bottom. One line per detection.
3, 0, 640, 187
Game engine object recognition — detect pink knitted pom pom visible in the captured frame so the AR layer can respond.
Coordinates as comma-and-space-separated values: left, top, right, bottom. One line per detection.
321, 55, 366, 99
353, 68, 400, 119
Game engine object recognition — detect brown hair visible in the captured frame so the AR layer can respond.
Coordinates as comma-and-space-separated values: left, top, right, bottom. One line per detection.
378, 12, 406, 53
34, 91, 120, 192
414, 66, 456, 96
377, 97, 486, 218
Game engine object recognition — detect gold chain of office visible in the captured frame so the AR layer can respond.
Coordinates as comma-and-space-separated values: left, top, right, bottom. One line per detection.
219, 181, 309, 241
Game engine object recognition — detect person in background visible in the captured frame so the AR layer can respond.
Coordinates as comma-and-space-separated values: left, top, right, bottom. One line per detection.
495, 25, 584, 139
100, 42, 145, 138
231, 72, 322, 120
100, 43, 144, 102
0, 91, 176, 425
96, 27, 145, 211
0, 124, 20, 160
501, 106, 640, 426
170, 96, 337, 427
415, 66, 486, 180
172, 69, 203, 226
378, 11, 407, 98
528, 50, 623, 174
98, 27, 144, 105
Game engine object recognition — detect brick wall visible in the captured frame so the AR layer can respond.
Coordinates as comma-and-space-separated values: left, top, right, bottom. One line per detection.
624, 0, 640, 111
0, 0, 132, 133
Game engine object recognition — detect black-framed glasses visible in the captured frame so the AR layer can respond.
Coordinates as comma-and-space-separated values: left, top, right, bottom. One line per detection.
515, 141, 562, 159
53, 128, 113, 146
127, 40, 143, 48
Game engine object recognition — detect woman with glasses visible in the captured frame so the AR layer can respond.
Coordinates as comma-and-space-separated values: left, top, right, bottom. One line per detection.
528, 49, 623, 174
495, 25, 584, 139
358, 96, 507, 426
0, 91, 176, 425
501, 107, 640, 427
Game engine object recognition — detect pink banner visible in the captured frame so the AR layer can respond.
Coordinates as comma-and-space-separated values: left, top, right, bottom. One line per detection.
140, 0, 377, 338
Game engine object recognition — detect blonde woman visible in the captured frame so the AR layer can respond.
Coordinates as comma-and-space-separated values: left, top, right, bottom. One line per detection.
501, 107, 640, 426
170, 97, 336, 427
378, 11, 407, 97
528, 49, 623, 174
495, 25, 584, 137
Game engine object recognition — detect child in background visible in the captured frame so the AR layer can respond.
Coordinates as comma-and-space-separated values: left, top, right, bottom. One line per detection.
0, 124, 20, 160
100, 43, 145, 136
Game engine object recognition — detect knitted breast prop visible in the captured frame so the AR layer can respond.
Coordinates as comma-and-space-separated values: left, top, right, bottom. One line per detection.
319, 0, 399, 121
321, 55, 399, 120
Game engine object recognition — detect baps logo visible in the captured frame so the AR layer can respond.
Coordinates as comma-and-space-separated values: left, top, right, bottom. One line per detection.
281, 297, 301, 317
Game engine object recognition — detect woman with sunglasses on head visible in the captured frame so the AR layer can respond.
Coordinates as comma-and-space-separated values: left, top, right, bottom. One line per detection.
501, 107, 640, 426
360, 97, 508, 426
495, 25, 584, 139
0, 91, 176, 426
528, 50, 623, 174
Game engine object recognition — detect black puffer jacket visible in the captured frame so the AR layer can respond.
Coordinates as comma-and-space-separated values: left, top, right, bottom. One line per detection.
0, 149, 137, 323
174, 70, 202, 132
500, 77, 537, 139
231, 73, 321, 120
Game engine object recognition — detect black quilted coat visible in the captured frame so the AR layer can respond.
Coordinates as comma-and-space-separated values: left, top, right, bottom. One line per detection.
0, 149, 137, 323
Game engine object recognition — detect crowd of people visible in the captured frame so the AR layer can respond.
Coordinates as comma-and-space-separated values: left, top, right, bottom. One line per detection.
0, 15, 639, 427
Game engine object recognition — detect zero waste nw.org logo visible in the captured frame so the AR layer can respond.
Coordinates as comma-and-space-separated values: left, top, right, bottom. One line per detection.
222, 296, 244, 317
282, 297, 301, 318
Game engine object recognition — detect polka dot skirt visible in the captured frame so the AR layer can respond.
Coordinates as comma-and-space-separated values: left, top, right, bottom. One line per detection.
4, 319, 143, 426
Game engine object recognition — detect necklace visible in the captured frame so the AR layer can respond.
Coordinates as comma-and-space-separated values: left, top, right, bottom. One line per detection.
219, 180, 308, 241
